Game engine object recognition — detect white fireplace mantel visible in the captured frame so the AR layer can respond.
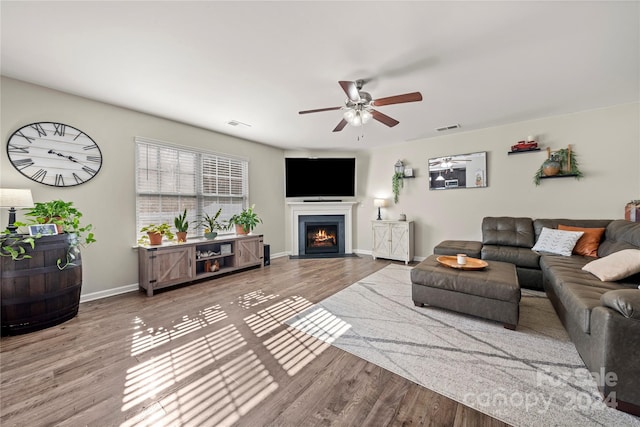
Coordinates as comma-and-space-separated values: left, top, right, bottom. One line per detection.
288, 201, 357, 255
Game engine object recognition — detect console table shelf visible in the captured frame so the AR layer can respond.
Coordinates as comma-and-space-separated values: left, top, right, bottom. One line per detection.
138, 234, 263, 296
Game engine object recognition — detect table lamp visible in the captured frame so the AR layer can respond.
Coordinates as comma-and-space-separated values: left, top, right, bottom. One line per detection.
374, 198, 388, 221
0, 188, 34, 234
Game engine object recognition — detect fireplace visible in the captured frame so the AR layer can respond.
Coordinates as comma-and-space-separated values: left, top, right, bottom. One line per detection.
288, 201, 356, 257
298, 215, 345, 256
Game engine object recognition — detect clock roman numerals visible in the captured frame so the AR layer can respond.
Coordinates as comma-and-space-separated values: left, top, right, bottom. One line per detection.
53, 123, 66, 136
72, 173, 85, 184
55, 174, 65, 187
8, 144, 29, 153
30, 123, 47, 137
31, 169, 47, 183
86, 155, 101, 163
82, 166, 97, 177
12, 158, 34, 169
14, 131, 35, 143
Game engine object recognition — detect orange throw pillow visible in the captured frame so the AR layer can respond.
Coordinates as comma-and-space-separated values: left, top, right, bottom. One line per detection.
558, 224, 606, 257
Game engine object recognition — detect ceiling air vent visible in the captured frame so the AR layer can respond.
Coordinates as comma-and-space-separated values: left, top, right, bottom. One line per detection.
435, 124, 461, 132
227, 120, 251, 128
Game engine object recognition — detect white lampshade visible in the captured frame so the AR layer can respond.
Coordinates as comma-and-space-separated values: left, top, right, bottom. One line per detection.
343, 109, 356, 123
0, 188, 34, 208
374, 198, 388, 208
361, 109, 372, 124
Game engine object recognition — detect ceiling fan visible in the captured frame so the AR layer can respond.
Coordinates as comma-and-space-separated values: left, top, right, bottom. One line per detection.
298, 80, 423, 132
429, 157, 471, 169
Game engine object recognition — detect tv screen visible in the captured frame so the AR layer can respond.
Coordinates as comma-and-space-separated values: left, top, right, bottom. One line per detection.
285, 157, 356, 198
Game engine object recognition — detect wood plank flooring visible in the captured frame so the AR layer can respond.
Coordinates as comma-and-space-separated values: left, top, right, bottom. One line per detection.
1, 256, 509, 426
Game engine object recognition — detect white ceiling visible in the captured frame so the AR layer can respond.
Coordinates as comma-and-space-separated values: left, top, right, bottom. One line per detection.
2, 1, 638, 151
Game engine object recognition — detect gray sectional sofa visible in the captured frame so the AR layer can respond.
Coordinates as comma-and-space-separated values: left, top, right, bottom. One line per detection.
433, 217, 640, 415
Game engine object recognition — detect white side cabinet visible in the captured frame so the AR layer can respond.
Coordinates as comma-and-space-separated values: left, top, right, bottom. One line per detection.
371, 220, 414, 264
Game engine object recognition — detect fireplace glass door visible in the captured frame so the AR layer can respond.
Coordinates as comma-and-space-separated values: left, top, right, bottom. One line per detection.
305, 223, 339, 254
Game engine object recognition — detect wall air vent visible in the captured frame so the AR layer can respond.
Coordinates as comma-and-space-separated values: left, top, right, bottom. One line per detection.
435, 124, 461, 132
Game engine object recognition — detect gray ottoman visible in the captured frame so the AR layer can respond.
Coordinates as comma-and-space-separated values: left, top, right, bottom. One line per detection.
411, 254, 521, 329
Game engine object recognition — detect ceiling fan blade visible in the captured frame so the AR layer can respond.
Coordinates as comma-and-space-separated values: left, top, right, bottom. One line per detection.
373, 92, 423, 107
371, 109, 399, 127
339, 81, 360, 102
299, 106, 342, 114
333, 119, 348, 132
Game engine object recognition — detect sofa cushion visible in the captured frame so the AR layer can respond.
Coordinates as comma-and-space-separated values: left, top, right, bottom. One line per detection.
482, 217, 534, 248
598, 220, 640, 257
532, 227, 583, 256
558, 224, 605, 258
533, 218, 612, 241
582, 249, 640, 281
481, 245, 540, 269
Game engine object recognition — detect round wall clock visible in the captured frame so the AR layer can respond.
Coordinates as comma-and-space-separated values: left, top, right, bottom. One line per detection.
6, 122, 102, 187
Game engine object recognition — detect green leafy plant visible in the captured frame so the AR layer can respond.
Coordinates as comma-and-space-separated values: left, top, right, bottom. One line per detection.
139, 223, 175, 244
174, 209, 189, 232
22, 200, 96, 269
228, 205, 262, 234
197, 208, 229, 232
0, 231, 37, 261
392, 172, 404, 204
533, 148, 583, 186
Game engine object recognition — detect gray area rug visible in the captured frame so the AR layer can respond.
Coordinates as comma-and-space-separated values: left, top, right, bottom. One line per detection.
285, 264, 640, 426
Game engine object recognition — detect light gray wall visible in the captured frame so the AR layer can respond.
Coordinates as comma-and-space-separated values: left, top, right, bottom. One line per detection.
3, 76, 638, 299
356, 103, 640, 258
1, 77, 286, 298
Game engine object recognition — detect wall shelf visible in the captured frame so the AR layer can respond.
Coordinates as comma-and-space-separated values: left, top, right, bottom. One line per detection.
539, 173, 579, 180
508, 148, 541, 155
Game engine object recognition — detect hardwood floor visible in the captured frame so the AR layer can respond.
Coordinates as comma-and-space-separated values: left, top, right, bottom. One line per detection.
1, 256, 509, 426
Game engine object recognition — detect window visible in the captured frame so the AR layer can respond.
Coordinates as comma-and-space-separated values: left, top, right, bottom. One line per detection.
135, 137, 248, 239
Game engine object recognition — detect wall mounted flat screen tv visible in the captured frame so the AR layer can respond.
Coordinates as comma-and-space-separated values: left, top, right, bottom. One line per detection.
285, 157, 356, 198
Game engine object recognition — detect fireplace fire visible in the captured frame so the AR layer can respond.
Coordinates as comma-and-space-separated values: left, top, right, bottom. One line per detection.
305, 224, 338, 254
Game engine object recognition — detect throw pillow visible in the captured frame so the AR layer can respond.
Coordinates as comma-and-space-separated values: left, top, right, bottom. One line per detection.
582, 249, 640, 281
531, 227, 584, 256
558, 224, 606, 257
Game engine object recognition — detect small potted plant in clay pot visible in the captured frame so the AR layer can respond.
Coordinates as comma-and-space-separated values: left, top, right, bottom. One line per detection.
174, 209, 189, 243
228, 205, 262, 235
139, 223, 174, 246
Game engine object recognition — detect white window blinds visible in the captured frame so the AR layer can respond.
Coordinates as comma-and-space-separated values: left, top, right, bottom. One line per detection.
135, 137, 248, 239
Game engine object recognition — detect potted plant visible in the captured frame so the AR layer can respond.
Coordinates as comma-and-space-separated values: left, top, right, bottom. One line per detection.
197, 208, 229, 239
228, 205, 262, 235
533, 147, 583, 186
139, 223, 174, 246
24, 200, 78, 234
21, 200, 96, 269
174, 209, 189, 242
392, 172, 404, 204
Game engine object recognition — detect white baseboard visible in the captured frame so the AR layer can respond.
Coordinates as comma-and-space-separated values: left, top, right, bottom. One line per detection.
80, 283, 138, 303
